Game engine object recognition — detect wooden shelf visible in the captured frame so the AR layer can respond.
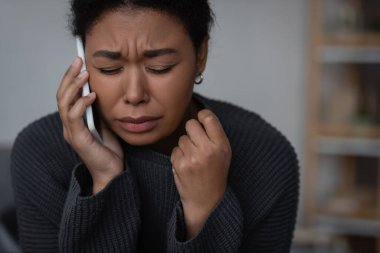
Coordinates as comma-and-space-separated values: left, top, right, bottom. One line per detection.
319, 191, 378, 215
320, 46, 380, 63
319, 125, 380, 138
317, 136, 380, 157
315, 214, 380, 237
304, 1, 380, 250
322, 33, 380, 47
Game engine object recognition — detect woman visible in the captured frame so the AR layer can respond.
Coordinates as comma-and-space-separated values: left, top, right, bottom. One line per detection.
11, 0, 299, 252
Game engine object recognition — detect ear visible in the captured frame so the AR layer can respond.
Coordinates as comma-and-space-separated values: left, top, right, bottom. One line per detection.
196, 38, 209, 74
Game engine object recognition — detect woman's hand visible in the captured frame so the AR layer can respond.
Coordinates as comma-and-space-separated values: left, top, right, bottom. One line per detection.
171, 109, 231, 239
57, 57, 124, 194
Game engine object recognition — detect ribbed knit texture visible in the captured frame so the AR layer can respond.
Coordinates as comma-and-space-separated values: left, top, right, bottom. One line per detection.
11, 93, 299, 253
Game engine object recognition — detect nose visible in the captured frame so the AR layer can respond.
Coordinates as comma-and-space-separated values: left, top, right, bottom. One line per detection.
121, 67, 149, 105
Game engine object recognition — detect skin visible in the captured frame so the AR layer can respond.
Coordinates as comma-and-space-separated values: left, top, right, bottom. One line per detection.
56, 8, 231, 239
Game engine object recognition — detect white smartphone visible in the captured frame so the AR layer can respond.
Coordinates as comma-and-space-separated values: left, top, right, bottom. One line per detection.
76, 37, 102, 142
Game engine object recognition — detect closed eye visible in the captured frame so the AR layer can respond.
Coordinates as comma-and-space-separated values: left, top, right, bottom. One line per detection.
97, 67, 123, 75
146, 65, 175, 74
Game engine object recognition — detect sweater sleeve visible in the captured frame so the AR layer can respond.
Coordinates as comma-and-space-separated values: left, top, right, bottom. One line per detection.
11, 119, 71, 252
166, 167, 298, 253
11, 114, 141, 253
167, 122, 299, 253
239, 176, 299, 253
11, 162, 63, 253
59, 163, 141, 253
167, 186, 244, 253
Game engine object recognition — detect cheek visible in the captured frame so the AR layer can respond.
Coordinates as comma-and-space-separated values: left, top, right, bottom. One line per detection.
89, 74, 122, 116
152, 69, 195, 128
151, 67, 194, 107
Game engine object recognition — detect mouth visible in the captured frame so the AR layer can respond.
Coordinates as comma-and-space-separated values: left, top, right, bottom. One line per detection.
117, 116, 162, 133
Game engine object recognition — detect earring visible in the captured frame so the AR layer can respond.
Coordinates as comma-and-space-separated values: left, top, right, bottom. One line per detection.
194, 73, 204, 85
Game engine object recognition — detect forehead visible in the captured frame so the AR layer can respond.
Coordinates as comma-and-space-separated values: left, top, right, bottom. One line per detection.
86, 8, 189, 49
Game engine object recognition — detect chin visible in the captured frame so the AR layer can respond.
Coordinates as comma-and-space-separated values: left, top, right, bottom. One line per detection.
118, 131, 164, 146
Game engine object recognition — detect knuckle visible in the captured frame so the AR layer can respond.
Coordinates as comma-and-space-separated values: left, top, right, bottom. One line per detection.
57, 101, 62, 111
189, 155, 199, 167
72, 77, 83, 89
67, 109, 78, 122
57, 101, 66, 112
171, 147, 179, 159
221, 145, 231, 156
202, 147, 213, 159
177, 160, 188, 172
63, 128, 72, 143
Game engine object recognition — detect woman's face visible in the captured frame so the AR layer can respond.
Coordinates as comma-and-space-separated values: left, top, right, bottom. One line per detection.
85, 8, 207, 146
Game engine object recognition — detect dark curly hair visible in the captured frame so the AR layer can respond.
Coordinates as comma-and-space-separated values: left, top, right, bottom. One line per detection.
69, 0, 214, 53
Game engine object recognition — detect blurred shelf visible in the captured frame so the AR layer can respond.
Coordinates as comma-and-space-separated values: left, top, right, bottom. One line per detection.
322, 33, 380, 47
319, 198, 379, 218
317, 136, 380, 156
315, 214, 380, 237
319, 125, 380, 138
306, 1, 380, 251
320, 46, 380, 63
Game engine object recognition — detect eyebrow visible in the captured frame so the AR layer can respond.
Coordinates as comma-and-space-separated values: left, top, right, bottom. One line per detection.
92, 50, 122, 59
144, 48, 178, 58
92, 48, 177, 59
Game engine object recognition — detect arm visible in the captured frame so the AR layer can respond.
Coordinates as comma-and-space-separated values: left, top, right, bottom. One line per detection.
167, 169, 298, 253
168, 109, 243, 252
11, 116, 74, 252
167, 186, 243, 253
55, 57, 142, 251
11, 115, 141, 253
59, 164, 141, 253
12, 163, 63, 252
168, 107, 299, 253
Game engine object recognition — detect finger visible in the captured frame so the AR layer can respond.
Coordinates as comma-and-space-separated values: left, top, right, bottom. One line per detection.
58, 71, 89, 118
66, 92, 96, 132
56, 57, 83, 100
197, 109, 228, 145
63, 70, 89, 105
170, 146, 184, 165
170, 147, 184, 182
185, 119, 209, 147
178, 135, 194, 155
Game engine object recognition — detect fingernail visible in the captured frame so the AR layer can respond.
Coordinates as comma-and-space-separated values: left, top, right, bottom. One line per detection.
88, 92, 96, 98
78, 70, 87, 79
72, 57, 80, 67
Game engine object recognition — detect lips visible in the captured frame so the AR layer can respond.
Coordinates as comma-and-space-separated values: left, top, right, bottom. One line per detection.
117, 116, 161, 133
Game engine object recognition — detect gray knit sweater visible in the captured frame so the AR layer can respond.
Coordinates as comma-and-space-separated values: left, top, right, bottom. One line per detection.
11, 94, 299, 253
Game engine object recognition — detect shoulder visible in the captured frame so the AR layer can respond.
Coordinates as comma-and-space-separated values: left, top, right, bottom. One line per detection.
11, 112, 79, 185
14, 112, 62, 144
12, 112, 65, 157
198, 94, 299, 197
198, 94, 297, 162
